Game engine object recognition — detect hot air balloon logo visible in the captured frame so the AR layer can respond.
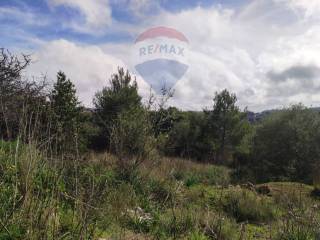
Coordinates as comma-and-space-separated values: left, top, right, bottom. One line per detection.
133, 26, 189, 94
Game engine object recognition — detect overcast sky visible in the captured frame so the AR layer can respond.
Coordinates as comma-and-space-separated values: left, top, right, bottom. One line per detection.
1, 0, 320, 111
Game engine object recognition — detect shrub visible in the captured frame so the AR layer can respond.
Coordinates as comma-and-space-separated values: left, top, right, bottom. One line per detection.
93, 67, 142, 150
173, 165, 230, 187
147, 178, 174, 205
153, 208, 196, 239
223, 189, 277, 223
0, 140, 121, 239
189, 230, 208, 240
110, 107, 157, 181
202, 213, 239, 240
276, 229, 316, 240
252, 105, 320, 183
204, 166, 231, 186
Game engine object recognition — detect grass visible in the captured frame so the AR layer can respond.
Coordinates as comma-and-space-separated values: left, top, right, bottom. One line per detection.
222, 188, 278, 223
141, 157, 230, 187
0, 141, 320, 239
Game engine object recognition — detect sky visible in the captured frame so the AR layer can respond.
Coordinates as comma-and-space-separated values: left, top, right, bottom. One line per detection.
1, 0, 320, 111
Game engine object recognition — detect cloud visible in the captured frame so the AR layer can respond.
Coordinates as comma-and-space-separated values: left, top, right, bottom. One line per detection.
133, 5, 273, 110
111, 0, 161, 18
275, 0, 320, 19
258, 24, 320, 98
8, 0, 320, 111
138, 1, 320, 110
27, 39, 137, 106
267, 65, 320, 82
266, 65, 320, 96
47, 0, 112, 33
0, 6, 50, 27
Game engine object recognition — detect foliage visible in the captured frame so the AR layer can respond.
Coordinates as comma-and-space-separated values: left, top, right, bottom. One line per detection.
165, 111, 213, 160
222, 189, 277, 223
1, 139, 320, 239
163, 90, 251, 163
172, 165, 230, 187
205, 89, 251, 164
1, 49, 320, 239
151, 106, 180, 137
252, 104, 320, 183
0, 140, 114, 239
50, 71, 82, 152
110, 106, 157, 180
93, 67, 142, 150
0, 48, 48, 142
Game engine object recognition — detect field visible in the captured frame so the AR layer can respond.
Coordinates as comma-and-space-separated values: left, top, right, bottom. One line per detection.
1, 141, 319, 240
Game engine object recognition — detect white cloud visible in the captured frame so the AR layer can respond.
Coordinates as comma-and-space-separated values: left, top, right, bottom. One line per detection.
128, 1, 320, 111
259, 26, 320, 73
258, 26, 320, 100
0, 6, 50, 27
27, 39, 136, 106
47, 0, 112, 33
275, 0, 320, 19
132, 5, 269, 110
17, 0, 320, 111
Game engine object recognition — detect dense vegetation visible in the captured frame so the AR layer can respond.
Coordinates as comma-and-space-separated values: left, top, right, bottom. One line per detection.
1, 49, 320, 239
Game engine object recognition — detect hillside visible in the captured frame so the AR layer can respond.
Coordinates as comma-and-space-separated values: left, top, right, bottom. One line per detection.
1, 141, 320, 240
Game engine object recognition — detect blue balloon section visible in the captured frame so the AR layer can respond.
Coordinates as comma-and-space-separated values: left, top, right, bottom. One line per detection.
135, 59, 188, 94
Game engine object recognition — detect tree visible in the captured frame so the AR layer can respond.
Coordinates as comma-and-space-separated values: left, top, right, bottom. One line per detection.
252, 105, 320, 183
0, 48, 47, 141
165, 111, 213, 160
50, 71, 81, 152
93, 68, 142, 150
93, 68, 155, 179
110, 106, 156, 179
205, 89, 249, 164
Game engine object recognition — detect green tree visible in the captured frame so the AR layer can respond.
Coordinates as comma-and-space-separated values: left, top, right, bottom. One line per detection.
110, 106, 156, 179
0, 49, 48, 141
50, 71, 81, 152
252, 105, 320, 183
151, 106, 180, 137
94, 68, 156, 179
165, 111, 213, 160
93, 68, 142, 150
206, 89, 250, 164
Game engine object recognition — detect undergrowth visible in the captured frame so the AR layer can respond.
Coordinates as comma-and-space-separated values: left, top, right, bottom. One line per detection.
0, 140, 319, 239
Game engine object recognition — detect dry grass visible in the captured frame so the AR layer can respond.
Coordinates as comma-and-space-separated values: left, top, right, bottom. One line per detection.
140, 157, 228, 181
257, 182, 313, 196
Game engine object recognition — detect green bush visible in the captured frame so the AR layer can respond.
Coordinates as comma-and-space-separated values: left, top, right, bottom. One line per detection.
0, 224, 26, 240
173, 165, 230, 187
152, 208, 196, 239
147, 178, 174, 205
276, 229, 316, 240
223, 189, 277, 223
203, 214, 239, 240
189, 230, 208, 240
0, 140, 20, 153
185, 173, 201, 187
204, 166, 230, 186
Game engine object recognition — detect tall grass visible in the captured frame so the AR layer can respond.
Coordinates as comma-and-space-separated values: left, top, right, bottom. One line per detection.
0, 139, 116, 239
2, 140, 320, 239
